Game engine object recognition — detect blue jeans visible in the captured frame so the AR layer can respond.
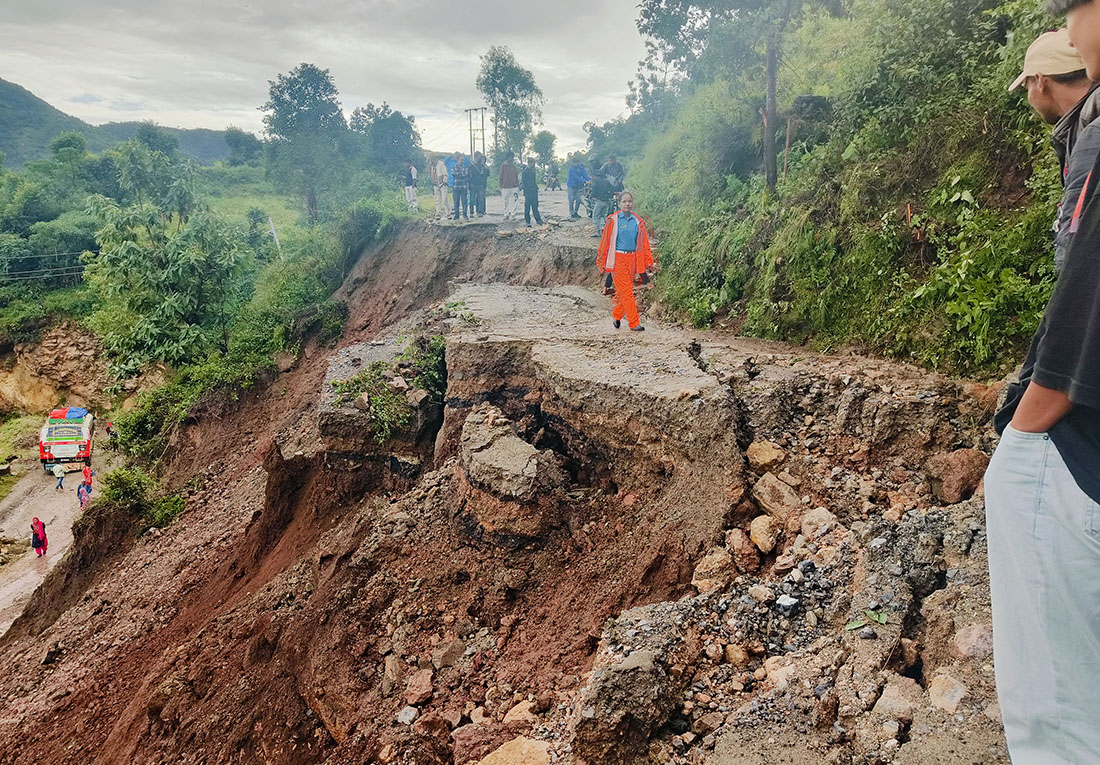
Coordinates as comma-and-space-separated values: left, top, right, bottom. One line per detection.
592, 199, 610, 233
453, 186, 468, 218
567, 186, 583, 215
985, 425, 1100, 764
55, 474, 64, 489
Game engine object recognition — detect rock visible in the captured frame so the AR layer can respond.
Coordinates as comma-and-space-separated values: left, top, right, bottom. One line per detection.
858, 626, 877, 640
432, 638, 466, 669
872, 676, 919, 725
748, 585, 775, 603
776, 594, 799, 616
413, 711, 452, 738
404, 668, 434, 706
476, 737, 551, 765
461, 405, 568, 501
692, 547, 735, 593
925, 449, 989, 504
724, 643, 750, 667
442, 708, 464, 729
752, 473, 801, 524
747, 441, 786, 473
724, 528, 760, 573
749, 515, 780, 554
532, 692, 553, 714
952, 623, 993, 660
389, 376, 410, 392
470, 707, 490, 725
568, 606, 698, 765
396, 705, 419, 725
453, 724, 513, 764
801, 507, 839, 540
502, 700, 537, 725
693, 711, 724, 736
406, 388, 430, 408
353, 392, 372, 410
381, 655, 404, 697
929, 673, 968, 713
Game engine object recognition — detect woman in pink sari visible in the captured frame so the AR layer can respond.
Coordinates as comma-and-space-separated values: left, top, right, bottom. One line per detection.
31, 517, 47, 557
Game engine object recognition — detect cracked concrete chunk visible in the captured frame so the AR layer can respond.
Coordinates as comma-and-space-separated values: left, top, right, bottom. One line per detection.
460, 405, 567, 501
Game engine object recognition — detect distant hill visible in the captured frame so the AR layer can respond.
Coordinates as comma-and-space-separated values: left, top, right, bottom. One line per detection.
0, 77, 230, 168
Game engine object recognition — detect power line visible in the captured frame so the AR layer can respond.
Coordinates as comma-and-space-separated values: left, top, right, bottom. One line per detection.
0, 250, 91, 261
0, 268, 85, 283
1, 262, 88, 277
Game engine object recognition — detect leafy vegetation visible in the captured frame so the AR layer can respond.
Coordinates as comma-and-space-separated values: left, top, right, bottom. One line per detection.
100, 465, 184, 527
593, 0, 1062, 377
330, 335, 446, 443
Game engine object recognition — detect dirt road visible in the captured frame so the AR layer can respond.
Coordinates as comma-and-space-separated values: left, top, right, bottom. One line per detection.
0, 456, 111, 636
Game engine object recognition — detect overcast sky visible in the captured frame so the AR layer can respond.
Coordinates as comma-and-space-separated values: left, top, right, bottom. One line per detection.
2, 0, 649, 154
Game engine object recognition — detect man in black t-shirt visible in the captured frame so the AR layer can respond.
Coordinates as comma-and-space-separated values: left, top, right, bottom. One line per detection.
985, 2, 1100, 761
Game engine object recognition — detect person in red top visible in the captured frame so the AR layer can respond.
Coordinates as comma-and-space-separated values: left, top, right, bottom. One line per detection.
31, 517, 47, 557
82, 464, 94, 488
597, 192, 655, 331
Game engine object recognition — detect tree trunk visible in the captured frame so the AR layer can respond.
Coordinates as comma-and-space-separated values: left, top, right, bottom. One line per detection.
764, 38, 778, 192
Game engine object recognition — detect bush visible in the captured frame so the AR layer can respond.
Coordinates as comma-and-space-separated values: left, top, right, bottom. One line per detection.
100, 465, 185, 527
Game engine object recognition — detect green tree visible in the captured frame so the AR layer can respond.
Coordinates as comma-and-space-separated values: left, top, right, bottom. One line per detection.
476, 46, 544, 157
636, 0, 837, 191
49, 131, 88, 190
261, 63, 351, 223
85, 142, 247, 377
134, 122, 181, 157
224, 126, 263, 166
349, 102, 424, 174
529, 130, 557, 169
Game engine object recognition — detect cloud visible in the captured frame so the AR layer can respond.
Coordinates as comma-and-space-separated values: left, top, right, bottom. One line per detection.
1, 0, 648, 152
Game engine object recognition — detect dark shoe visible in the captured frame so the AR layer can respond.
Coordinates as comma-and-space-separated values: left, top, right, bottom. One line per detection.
630, 326, 645, 332
613, 319, 621, 329
602, 286, 614, 296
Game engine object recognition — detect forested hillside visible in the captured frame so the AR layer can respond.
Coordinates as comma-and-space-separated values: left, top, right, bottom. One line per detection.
588, 0, 1056, 377
0, 78, 229, 167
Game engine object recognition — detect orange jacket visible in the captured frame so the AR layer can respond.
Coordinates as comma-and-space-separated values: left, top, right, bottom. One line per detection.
597, 212, 655, 274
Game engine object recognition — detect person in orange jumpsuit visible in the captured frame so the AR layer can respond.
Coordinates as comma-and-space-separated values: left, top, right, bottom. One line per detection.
597, 192, 655, 331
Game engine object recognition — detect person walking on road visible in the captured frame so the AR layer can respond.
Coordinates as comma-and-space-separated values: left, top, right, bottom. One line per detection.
432, 157, 450, 221
567, 155, 591, 218
31, 517, 47, 557
522, 157, 543, 227
499, 152, 520, 220
452, 154, 470, 221
82, 464, 95, 489
599, 155, 626, 192
403, 159, 420, 212
590, 173, 615, 238
77, 481, 91, 511
469, 152, 489, 217
51, 463, 65, 491
985, 4, 1100, 764
597, 192, 655, 332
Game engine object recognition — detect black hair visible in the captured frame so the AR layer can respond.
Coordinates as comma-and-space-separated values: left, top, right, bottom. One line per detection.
1048, 0, 1091, 14
1050, 68, 1090, 83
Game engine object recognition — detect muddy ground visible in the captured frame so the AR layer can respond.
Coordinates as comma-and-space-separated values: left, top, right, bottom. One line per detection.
0, 219, 1007, 764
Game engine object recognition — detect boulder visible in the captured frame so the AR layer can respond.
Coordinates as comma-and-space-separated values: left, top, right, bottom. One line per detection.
404, 668, 434, 706
749, 515, 780, 554
952, 623, 993, 660
752, 473, 801, 524
800, 507, 839, 540
929, 673, 968, 714
723, 643, 750, 667
432, 639, 466, 670
502, 700, 537, 725
460, 405, 568, 501
746, 441, 786, 473
413, 711, 452, 738
925, 449, 989, 504
872, 676, 919, 725
476, 737, 551, 765
724, 528, 760, 572
692, 547, 735, 593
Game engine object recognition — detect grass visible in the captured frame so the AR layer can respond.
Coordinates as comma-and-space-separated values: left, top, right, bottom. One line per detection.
0, 413, 44, 503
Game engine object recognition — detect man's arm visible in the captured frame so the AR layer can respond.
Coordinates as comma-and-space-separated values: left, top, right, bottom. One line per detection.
1011, 381, 1074, 433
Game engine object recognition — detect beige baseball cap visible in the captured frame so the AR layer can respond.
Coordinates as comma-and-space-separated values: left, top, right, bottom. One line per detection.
1009, 29, 1086, 91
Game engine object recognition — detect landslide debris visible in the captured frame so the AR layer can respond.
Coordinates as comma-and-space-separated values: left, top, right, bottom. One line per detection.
0, 225, 1008, 765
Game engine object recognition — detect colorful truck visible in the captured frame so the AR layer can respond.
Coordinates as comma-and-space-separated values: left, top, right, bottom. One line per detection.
39, 407, 96, 471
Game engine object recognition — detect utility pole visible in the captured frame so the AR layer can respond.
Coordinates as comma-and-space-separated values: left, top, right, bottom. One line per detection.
465, 106, 488, 157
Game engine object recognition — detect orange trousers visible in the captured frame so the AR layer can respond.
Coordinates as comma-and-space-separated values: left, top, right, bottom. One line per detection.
610, 253, 641, 329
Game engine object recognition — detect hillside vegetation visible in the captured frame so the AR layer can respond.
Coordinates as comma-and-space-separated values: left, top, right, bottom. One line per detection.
0, 77, 229, 167
588, 0, 1057, 377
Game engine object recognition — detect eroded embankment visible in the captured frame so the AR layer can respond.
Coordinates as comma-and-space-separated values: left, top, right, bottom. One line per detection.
0, 221, 1007, 765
